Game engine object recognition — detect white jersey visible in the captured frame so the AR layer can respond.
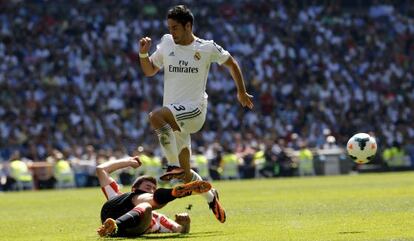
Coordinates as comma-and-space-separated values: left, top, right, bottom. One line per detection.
150, 34, 230, 105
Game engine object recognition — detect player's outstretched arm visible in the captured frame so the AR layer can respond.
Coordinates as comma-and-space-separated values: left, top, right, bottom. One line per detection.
96, 156, 141, 187
223, 56, 254, 109
146, 212, 190, 234
138, 37, 159, 77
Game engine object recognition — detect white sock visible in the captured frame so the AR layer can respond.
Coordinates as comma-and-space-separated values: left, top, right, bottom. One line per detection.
155, 124, 179, 166
190, 169, 214, 203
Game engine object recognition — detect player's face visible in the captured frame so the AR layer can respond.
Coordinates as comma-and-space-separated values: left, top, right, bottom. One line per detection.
167, 19, 188, 44
138, 180, 157, 193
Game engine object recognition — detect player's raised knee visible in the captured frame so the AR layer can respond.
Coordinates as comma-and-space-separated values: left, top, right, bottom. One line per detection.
136, 202, 152, 215
148, 110, 163, 127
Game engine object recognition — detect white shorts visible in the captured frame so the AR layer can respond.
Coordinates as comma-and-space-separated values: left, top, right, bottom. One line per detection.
166, 100, 207, 153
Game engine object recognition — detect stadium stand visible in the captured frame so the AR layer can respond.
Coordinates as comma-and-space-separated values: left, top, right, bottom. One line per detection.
0, 0, 413, 189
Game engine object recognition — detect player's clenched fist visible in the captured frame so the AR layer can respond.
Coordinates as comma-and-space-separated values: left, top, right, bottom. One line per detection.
139, 37, 152, 53
130, 156, 142, 168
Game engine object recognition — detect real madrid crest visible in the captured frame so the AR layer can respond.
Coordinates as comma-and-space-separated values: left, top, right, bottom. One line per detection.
194, 51, 201, 61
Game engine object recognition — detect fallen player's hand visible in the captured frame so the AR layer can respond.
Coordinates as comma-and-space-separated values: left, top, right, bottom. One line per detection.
175, 213, 190, 220
130, 156, 142, 168
175, 213, 190, 233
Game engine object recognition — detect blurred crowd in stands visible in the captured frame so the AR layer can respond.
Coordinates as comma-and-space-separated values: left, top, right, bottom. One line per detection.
1, 0, 414, 191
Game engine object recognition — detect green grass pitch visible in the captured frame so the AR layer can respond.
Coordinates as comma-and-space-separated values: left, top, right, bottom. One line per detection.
1, 172, 413, 241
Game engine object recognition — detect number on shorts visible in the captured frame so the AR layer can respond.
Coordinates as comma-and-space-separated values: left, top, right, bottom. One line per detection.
172, 104, 186, 111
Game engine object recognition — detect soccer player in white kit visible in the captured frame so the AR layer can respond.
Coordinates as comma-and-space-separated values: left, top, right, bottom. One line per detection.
138, 5, 254, 223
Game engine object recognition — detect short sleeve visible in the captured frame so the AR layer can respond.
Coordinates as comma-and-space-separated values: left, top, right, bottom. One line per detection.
210, 41, 230, 65
102, 180, 122, 200
150, 36, 166, 69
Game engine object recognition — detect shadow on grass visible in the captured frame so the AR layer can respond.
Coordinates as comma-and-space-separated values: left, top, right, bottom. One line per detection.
140, 231, 225, 239
338, 231, 366, 234
105, 231, 225, 240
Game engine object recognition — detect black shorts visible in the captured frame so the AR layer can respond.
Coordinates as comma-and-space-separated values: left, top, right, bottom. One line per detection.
100, 192, 136, 223
100, 191, 153, 237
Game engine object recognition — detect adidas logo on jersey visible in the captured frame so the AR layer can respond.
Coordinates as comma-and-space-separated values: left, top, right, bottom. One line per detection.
169, 51, 175, 56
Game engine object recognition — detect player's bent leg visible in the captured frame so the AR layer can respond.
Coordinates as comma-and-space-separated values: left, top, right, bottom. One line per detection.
123, 210, 152, 236
177, 147, 226, 223
149, 108, 182, 170
172, 180, 212, 198
148, 107, 180, 130
178, 147, 194, 183
102, 203, 152, 237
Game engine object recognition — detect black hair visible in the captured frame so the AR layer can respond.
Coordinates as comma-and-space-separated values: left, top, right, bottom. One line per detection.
167, 5, 194, 27
131, 175, 157, 191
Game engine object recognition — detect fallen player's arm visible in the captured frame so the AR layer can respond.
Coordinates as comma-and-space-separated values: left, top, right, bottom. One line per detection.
174, 213, 191, 233
96, 156, 141, 187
